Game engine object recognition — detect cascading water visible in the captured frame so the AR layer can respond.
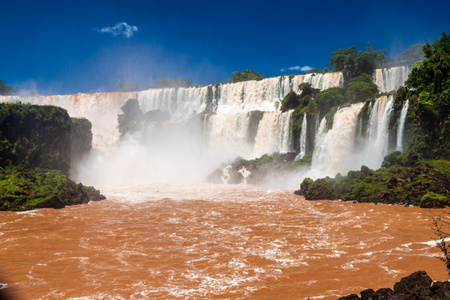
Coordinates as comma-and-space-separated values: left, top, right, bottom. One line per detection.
253, 110, 294, 158
360, 96, 395, 169
0, 67, 410, 187
310, 103, 364, 177
295, 113, 307, 160
396, 100, 409, 152
374, 66, 411, 93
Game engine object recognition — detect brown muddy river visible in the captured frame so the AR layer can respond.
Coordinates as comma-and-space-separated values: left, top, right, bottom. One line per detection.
0, 184, 448, 299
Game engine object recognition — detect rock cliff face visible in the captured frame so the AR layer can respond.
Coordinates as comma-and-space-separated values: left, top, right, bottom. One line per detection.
0, 103, 93, 175
0, 103, 72, 174
0, 103, 104, 211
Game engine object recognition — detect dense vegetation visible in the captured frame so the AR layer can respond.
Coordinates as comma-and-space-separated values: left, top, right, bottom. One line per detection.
301, 32, 450, 205
0, 79, 20, 95
327, 43, 387, 80
0, 167, 104, 211
296, 151, 449, 207
398, 31, 450, 159
0, 103, 72, 174
230, 70, 266, 83
0, 103, 104, 210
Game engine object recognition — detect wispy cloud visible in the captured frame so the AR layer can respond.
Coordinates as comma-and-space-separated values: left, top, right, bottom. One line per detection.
98, 22, 138, 38
280, 65, 314, 72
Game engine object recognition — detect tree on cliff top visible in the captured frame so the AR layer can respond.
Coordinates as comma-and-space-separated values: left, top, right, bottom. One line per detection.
0, 79, 20, 95
327, 43, 387, 79
230, 70, 266, 83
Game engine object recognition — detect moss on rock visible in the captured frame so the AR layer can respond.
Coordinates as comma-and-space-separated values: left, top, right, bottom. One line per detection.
0, 167, 105, 211
297, 151, 450, 206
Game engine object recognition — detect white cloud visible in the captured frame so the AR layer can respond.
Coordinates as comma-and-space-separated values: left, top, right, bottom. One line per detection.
280, 65, 314, 72
98, 22, 138, 38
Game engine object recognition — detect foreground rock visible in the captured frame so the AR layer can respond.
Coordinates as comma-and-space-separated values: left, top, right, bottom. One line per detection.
207, 152, 301, 184
339, 271, 450, 299
0, 167, 105, 211
296, 151, 450, 207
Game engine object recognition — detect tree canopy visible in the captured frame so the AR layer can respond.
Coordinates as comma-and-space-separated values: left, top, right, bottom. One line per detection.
0, 79, 20, 95
395, 31, 450, 159
230, 70, 266, 83
327, 43, 387, 79
405, 31, 450, 124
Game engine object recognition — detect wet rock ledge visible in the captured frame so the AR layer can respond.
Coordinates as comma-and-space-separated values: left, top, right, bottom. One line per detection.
338, 271, 450, 300
0, 167, 105, 211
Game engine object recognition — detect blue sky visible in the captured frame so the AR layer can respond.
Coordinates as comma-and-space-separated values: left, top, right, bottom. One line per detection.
1, 0, 449, 95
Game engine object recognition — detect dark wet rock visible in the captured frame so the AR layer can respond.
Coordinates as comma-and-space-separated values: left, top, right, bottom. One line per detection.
339, 271, 450, 300
338, 294, 360, 300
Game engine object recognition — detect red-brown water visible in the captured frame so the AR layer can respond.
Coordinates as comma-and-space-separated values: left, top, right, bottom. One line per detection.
0, 184, 448, 299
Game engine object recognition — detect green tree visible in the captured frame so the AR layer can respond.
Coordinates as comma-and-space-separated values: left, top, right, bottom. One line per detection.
230, 70, 266, 83
406, 31, 450, 124
397, 31, 450, 158
327, 46, 357, 73
346, 73, 379, 102
327, 44, 386, 79
315, 87, 346, 111
0, 79, 12, 95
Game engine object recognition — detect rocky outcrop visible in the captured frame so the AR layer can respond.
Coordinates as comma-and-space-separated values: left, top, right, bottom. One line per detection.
296, 151, 450, 207
0, 103, 72, 174
207, 152, 298, 185
0, 103, 105, 211
0, 167, 105, 211
339, 271, 450, 300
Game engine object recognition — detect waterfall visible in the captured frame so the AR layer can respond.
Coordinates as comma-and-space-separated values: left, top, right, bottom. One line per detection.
374, 66, 411, 93
396, 100, 409, 152
358, 96, 395, 169
253, 110, 294, 158
310, 103, 364, 177
295, 113, 307, 160
0, 66, 409, 186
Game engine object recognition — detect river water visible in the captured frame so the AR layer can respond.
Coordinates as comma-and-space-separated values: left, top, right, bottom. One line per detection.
0, 184, 447, 299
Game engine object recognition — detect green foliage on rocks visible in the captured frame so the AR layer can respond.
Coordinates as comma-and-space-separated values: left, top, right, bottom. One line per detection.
421, 192, 449, 208
397, 31, 450, 159
206, 152, 300, 185
305, 178, 338, 200
0, 103, 104, 211
297, 151, 450, 206
346, 74, 379, 103
0, 167, 105, 211
230, 70, 266, 83
0, 103, 72, 174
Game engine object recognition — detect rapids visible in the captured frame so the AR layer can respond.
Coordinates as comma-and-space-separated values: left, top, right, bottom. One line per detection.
0, 185, 448, 299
